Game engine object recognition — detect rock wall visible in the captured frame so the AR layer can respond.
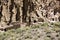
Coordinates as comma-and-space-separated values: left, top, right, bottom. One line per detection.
0, 0, 60, 26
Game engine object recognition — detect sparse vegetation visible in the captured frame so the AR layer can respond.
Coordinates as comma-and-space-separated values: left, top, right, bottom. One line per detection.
0, 23, 60, 40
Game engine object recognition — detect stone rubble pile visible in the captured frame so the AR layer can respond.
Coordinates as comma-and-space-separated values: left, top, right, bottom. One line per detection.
0, 23, 60, 40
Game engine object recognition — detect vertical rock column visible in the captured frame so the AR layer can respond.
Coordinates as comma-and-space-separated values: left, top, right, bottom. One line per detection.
12, 5, 17, 22
1, 0, 10, 25
8, 0, 12, 24
19, 0, 23, 23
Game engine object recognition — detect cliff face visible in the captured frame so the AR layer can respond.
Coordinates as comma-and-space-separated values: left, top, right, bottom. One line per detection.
0, 0, 60, 26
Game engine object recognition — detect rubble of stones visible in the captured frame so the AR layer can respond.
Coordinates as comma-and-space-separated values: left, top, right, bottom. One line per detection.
0, 22, 60, 40
0, 0, 60, 27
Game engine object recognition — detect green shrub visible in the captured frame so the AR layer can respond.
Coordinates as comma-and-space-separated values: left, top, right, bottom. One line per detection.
53, 22, 60, 27
41, 22, 48, 27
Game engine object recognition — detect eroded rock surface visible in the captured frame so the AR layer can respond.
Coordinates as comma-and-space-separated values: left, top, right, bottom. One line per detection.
0, 0, 60, 26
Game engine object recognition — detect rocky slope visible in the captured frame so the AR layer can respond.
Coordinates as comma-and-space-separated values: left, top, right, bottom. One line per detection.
0, 22, 60, 40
